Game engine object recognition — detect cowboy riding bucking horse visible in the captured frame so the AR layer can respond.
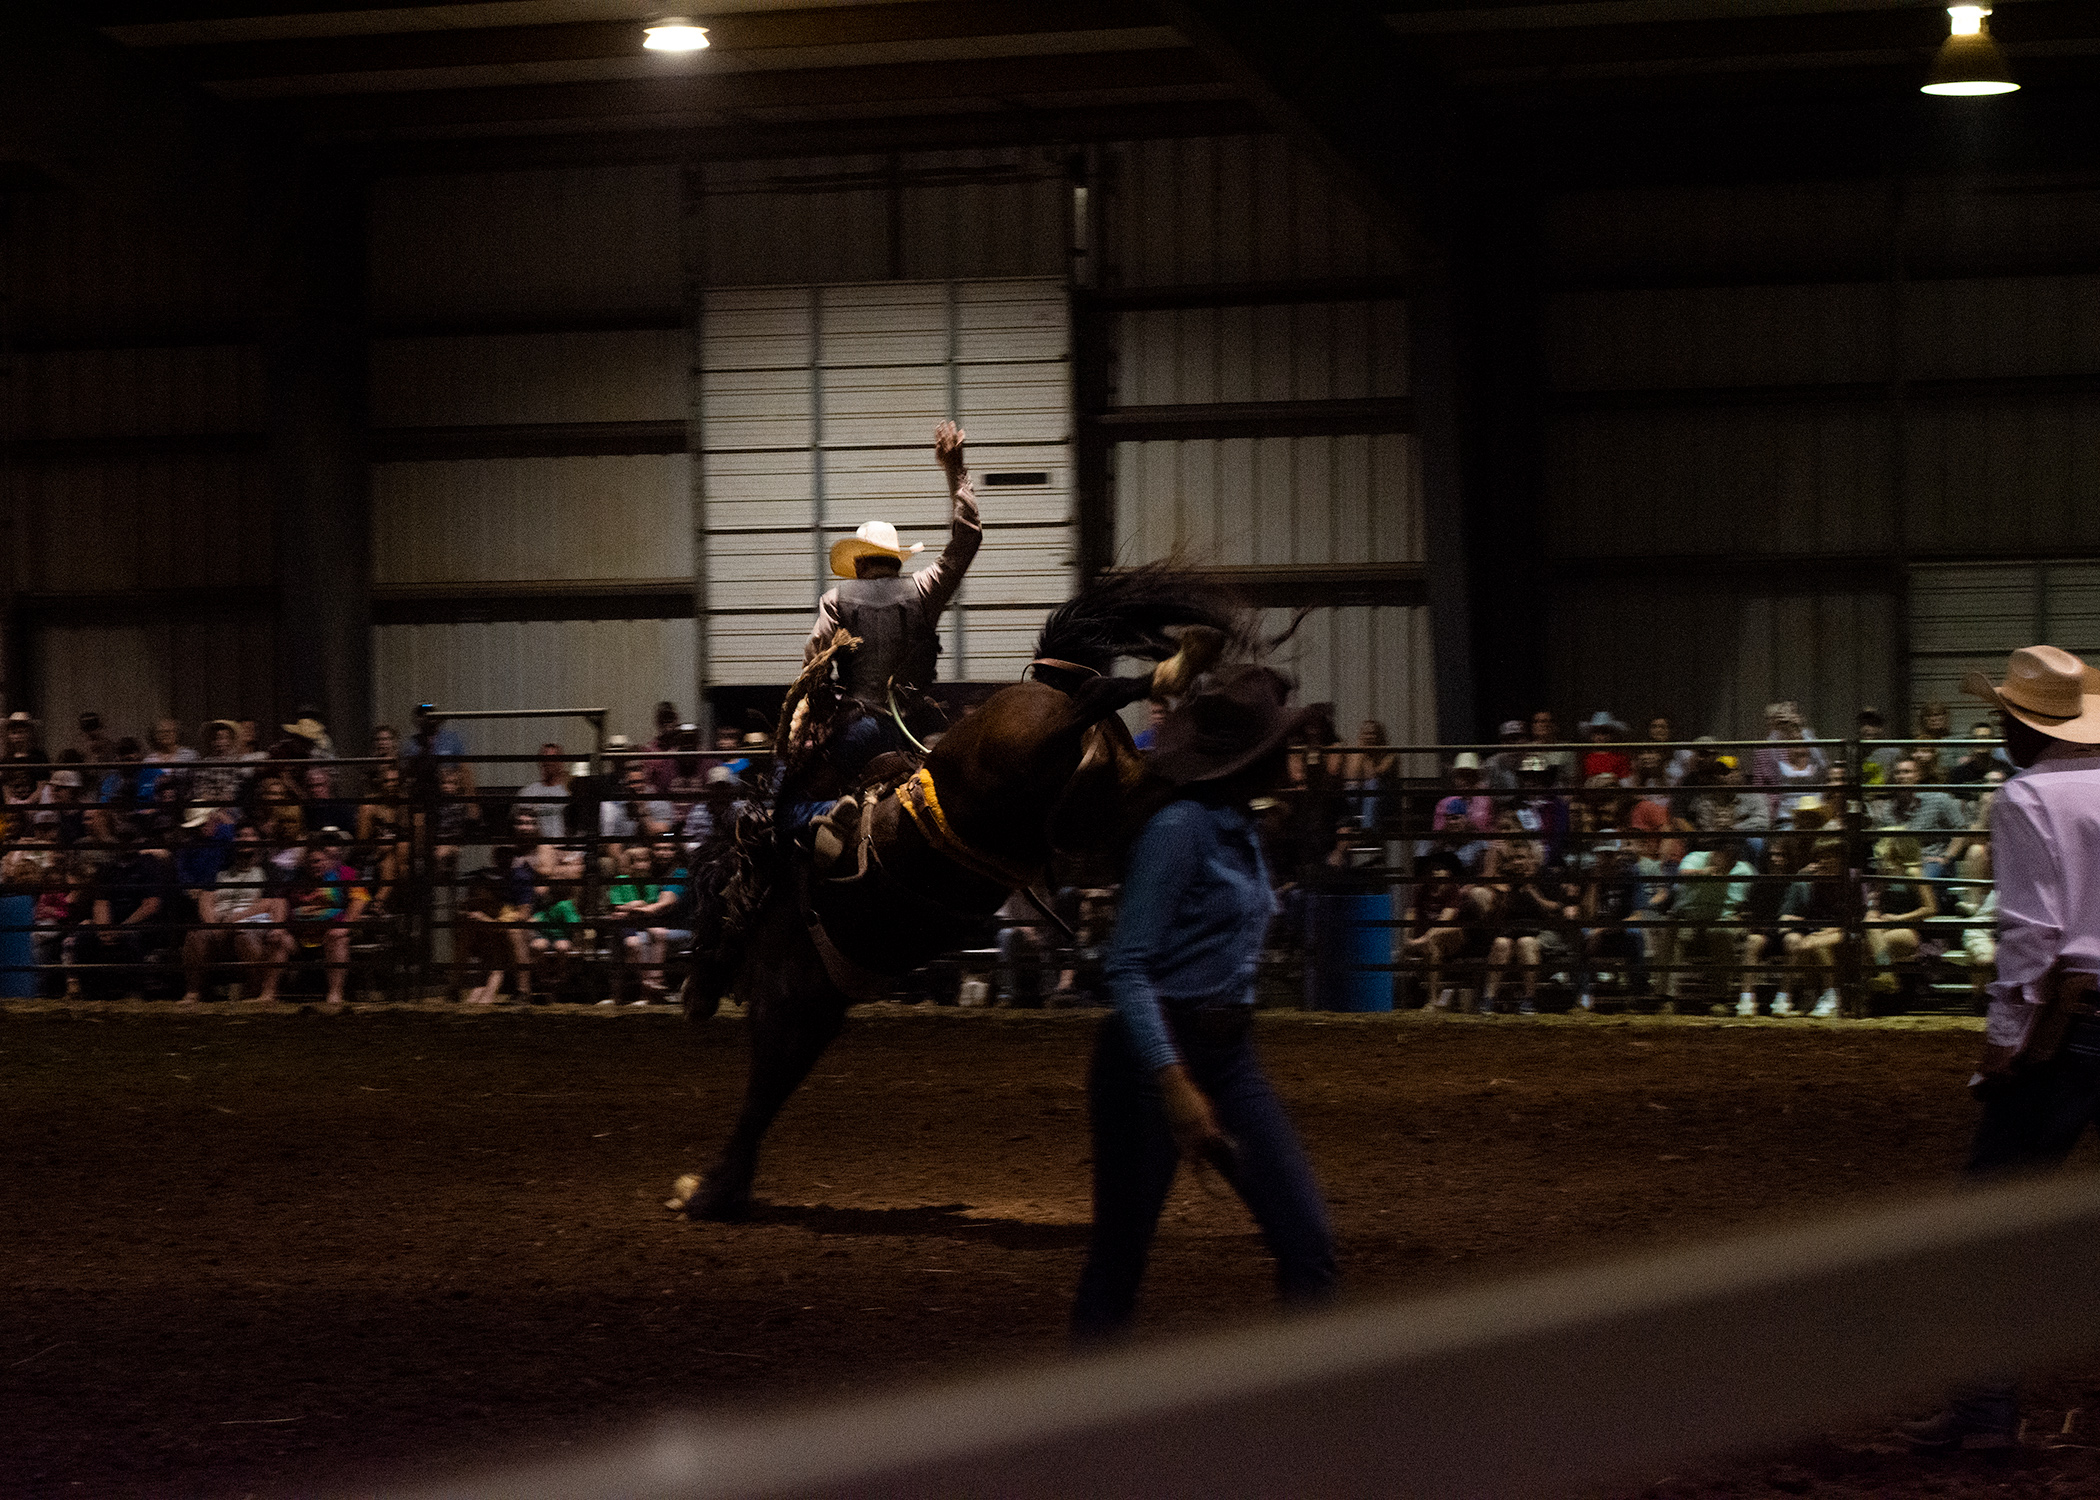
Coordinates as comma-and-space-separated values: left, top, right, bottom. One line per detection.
790, 419, 980, 870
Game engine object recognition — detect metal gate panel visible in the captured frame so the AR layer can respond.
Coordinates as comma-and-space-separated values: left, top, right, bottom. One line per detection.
699, 365, 814, 452
698, 276, 1072, 689
819, 283, 950, 367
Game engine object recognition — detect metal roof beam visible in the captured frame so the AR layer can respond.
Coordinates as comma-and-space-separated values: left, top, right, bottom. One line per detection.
137, 1, 1167, 81
0, 1, 271, 199
262, 47, 1216, 136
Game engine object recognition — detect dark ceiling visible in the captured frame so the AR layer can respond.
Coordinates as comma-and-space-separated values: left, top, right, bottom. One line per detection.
54, 0, 2100, 173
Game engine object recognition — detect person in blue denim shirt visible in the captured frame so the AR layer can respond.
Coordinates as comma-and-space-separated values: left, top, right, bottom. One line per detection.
1070, 666, 1339, 1340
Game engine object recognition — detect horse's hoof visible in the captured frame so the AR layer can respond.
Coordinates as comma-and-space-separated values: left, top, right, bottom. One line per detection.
666, 1173, 701, 1212
684, 1181, 752, 1223
682, 978, 722, 1026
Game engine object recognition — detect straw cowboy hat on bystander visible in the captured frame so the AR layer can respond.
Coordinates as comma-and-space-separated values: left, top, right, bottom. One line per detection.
1962, 645, 2100, 744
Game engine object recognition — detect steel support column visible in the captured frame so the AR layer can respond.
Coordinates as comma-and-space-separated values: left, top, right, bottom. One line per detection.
1156, 1, 1549, 738
268, 158, 372, 747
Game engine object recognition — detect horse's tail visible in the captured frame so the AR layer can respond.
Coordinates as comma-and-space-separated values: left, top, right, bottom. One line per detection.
1032, 560, 1257, 676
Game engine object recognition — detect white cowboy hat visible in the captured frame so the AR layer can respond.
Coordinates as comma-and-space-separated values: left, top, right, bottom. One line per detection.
1964, 645, 2100, 744
828, 521, 924, 579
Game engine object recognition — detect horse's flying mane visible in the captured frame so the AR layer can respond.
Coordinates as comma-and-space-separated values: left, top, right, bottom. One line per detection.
1032, 562, 1257, 676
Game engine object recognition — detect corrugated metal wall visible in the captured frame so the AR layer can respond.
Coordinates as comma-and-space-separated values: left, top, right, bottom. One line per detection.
371, 456, 693, 587
1540, 175, 2100, 736
1098, 134, 1427, 739
35, 619, 278, 753
1910, 562, 2100, 717
368, 165, 683, 324
1548, 580, 1898, 743
694, 151, 1067, 288
1105, 135, 1407, 286
371, 619, 698, 764
3, 180, 277, 731
1113, 434, 1420, 567
365, 166, 697, 746
698, 277, 1073, 686
1260, 605, 1438, 752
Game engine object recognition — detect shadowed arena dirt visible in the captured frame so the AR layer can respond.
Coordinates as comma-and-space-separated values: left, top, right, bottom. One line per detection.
4, 1001, 2096, 1499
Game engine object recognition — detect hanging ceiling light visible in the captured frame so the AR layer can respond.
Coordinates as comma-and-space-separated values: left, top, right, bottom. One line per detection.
642, 16, 710, 52
1921, 5, 2018, 95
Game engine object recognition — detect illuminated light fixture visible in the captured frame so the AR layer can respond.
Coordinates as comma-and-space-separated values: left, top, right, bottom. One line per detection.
642, 16, 709, 52
1921, 4, 2018, 95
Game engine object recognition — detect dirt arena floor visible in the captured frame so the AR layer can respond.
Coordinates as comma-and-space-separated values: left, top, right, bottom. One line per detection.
5, 999, 2099, 1500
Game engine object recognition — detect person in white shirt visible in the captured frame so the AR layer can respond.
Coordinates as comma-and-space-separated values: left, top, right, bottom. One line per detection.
516, 743, 572, 840
1903, 645, 2100, 1453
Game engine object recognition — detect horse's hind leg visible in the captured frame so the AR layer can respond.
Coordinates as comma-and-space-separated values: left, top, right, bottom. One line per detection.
686, 909, 847, 1222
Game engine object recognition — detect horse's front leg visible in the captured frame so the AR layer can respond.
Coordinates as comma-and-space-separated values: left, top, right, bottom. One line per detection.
678, 908, 847, 1222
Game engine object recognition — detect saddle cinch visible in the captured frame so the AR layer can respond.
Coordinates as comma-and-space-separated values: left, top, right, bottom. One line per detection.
797, 757, 1023, 1002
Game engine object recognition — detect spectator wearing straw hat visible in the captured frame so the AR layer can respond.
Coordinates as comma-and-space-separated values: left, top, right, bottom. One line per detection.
38, 766, 87, 848
1435, 753, 1493, 834
5, 710, 49, 768
1900, 646, 2100, 1453
1751, 701, 1827, 794
281, 709, 334, 759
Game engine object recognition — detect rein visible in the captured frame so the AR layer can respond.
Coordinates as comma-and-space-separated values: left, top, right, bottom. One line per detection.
886, 683, 934, 757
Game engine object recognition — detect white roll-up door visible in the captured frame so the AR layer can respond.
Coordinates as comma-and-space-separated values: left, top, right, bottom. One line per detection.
698, 276, 1073, 687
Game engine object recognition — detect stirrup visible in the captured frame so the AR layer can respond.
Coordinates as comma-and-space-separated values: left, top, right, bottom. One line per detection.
810, 795, 861, 876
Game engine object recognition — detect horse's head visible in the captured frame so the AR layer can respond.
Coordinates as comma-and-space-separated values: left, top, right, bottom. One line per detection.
923, 669, 1172, 880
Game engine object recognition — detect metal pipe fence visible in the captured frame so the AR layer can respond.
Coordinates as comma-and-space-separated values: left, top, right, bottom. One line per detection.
0, 731, 2005, 1017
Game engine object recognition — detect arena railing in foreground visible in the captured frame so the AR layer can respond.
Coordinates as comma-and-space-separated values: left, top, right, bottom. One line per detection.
0, 728, 1999, 1015
378, 1170, 2100, 1500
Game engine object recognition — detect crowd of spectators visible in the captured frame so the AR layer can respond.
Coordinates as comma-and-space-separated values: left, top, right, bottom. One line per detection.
0, 698, 768, 1007
1316, 700, 2008, 1018
0, 689, 2009, 1019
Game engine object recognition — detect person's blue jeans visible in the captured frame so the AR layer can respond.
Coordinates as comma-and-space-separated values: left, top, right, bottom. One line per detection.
1071, 1011, 1337, 1339
1939, 1014, 2100, 1433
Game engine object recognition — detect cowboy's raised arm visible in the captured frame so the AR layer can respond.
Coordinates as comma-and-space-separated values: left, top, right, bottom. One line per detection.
913, 419, 982, 615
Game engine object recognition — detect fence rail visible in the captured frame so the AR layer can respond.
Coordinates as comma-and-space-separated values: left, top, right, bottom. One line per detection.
0, 733, 2007, 1016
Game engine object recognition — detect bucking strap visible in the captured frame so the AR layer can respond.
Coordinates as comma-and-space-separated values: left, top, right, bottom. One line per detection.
897, 767, 1039, 891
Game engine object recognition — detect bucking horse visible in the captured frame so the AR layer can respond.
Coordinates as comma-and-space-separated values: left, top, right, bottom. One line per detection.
666, 563, 1263, 1222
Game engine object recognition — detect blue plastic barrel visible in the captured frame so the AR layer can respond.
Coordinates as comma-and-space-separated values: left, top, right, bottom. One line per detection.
1303, 890, 1394, 1012
0, 893, 37, 999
